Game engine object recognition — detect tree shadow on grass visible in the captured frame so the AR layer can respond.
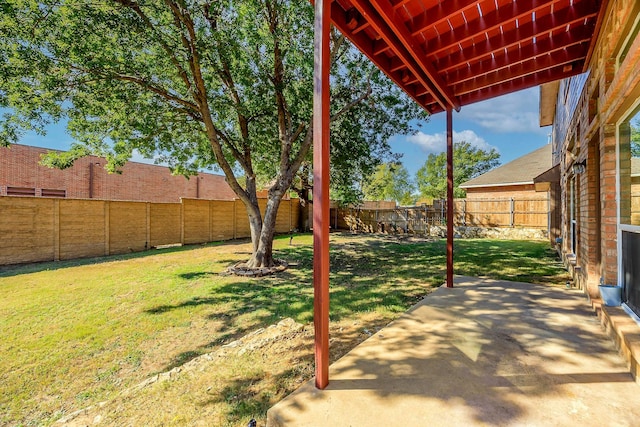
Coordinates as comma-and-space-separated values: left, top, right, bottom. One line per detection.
0, 239, 250, 278
178, 271, 217, 280
146, 237, 567, 372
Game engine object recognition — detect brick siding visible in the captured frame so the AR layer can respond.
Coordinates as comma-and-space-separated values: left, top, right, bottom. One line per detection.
553, 0, 640, 297
0, 144, 237, 202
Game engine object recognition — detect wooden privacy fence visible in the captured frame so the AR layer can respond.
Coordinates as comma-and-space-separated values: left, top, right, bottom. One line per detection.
0, 196, 300, 266
453, 197, 549, 228
331, 201, 446, 233
331, 197, 549, 233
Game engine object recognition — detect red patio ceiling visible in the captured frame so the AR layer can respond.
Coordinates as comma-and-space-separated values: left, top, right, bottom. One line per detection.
331, 0, 606, 114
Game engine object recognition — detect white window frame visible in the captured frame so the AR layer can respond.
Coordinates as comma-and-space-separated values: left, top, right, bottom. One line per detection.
616, 98, 640, 286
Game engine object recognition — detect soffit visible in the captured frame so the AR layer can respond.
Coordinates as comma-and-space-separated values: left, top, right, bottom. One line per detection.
331, 0, 606, 114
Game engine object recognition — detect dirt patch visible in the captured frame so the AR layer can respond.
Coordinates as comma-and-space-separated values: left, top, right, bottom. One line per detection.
55, 314, 393, 427
224, 259, 288, 277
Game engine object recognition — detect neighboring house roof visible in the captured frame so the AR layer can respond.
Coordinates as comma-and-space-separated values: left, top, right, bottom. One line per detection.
460, 144, 552, 189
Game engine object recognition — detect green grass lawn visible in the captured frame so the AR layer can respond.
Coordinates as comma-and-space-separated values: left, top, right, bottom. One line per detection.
0, 233, 568, 426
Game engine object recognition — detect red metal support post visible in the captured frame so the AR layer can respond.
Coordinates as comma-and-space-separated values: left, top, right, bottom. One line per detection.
446, 108, 454, 288
312, 0, 331, 390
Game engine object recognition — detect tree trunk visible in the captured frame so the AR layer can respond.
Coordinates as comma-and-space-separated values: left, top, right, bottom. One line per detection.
245, 192, 284, 268
244, 175, 262, 254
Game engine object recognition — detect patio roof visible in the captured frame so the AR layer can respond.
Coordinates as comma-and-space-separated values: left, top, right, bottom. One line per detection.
330, 0, 607, 114
310, 0, 609, 390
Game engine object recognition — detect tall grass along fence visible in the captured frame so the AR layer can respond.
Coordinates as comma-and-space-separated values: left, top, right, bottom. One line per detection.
332, 197, 549, 233
0, 196, 299, 266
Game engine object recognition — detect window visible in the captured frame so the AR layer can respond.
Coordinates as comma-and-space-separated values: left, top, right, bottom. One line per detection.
6, 187, 36, 196
41, 189, 66, 198
618, 108, 640, 227
618, 104, 640, 317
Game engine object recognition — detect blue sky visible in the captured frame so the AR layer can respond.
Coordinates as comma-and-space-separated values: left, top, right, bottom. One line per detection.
14, 86, 550, 176
391, 86, 551, 176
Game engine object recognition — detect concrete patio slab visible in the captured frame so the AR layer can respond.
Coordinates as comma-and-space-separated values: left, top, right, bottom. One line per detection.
267, 276, 640, 426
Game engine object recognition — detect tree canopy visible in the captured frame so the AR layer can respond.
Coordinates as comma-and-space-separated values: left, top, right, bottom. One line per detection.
362, 162, 415, 206
1, 0, 427, 267
415, 141, 500, 199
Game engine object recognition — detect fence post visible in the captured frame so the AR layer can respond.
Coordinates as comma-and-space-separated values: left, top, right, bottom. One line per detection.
209, 201, 214, 242
462, 199, 466, 226
424, 204, 428, 234
54, 199, 60, 261
403, 209, 406, 232
547, 195, 551, 237
375, 209, 378, 232
510, 197, 515, 227
146, 202, 151, 250
233, 200, 237, 240
180, 199, 185, 245
104, 201, 111, 255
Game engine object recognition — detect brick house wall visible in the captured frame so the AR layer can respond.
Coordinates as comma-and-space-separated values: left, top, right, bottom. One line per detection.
0, 144, 237, 202
551, 0, 640, 297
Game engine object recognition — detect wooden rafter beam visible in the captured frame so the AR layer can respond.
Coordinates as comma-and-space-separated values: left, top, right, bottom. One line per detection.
453, 44, 587, 95
425, 60, 585, 114
349, 0, 458, 111
330, 2, 434, 113
447, 29, 593, 86
368, 0, 460, 110
581, 0, 609, 72
413, 0, 558, 59
434, 2, 599, 74
409, 0, 482, 38
457, 65, 583, 105
392, 0, 413, 11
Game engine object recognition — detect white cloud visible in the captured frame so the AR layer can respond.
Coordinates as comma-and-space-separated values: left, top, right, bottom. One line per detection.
407, 129, 498, 154
459, 87, 546, 134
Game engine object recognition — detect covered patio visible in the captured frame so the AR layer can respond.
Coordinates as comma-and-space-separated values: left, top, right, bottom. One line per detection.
310, 0, 609, 389
289, 0, 640, 424
268, 276, 640, 425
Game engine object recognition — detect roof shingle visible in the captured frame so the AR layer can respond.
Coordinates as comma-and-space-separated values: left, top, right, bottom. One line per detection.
460, 144, 552, 189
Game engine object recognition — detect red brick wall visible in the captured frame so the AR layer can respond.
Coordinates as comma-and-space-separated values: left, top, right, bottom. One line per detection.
0, 144, 237, 202
554, 0, 640, 297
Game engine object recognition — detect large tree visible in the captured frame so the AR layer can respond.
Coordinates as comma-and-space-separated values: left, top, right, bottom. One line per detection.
416, 141, 500, 199
362, 162, 415, 206
1, 0, 426, 268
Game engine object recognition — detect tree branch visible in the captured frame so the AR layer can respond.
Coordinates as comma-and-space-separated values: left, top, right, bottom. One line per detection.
113, 0, 194, 95
106, 72, 200, 118
161, 1, 252, 205
59, 60, 202, 120
290, 122, 306, 145
330, 78, 373, 122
